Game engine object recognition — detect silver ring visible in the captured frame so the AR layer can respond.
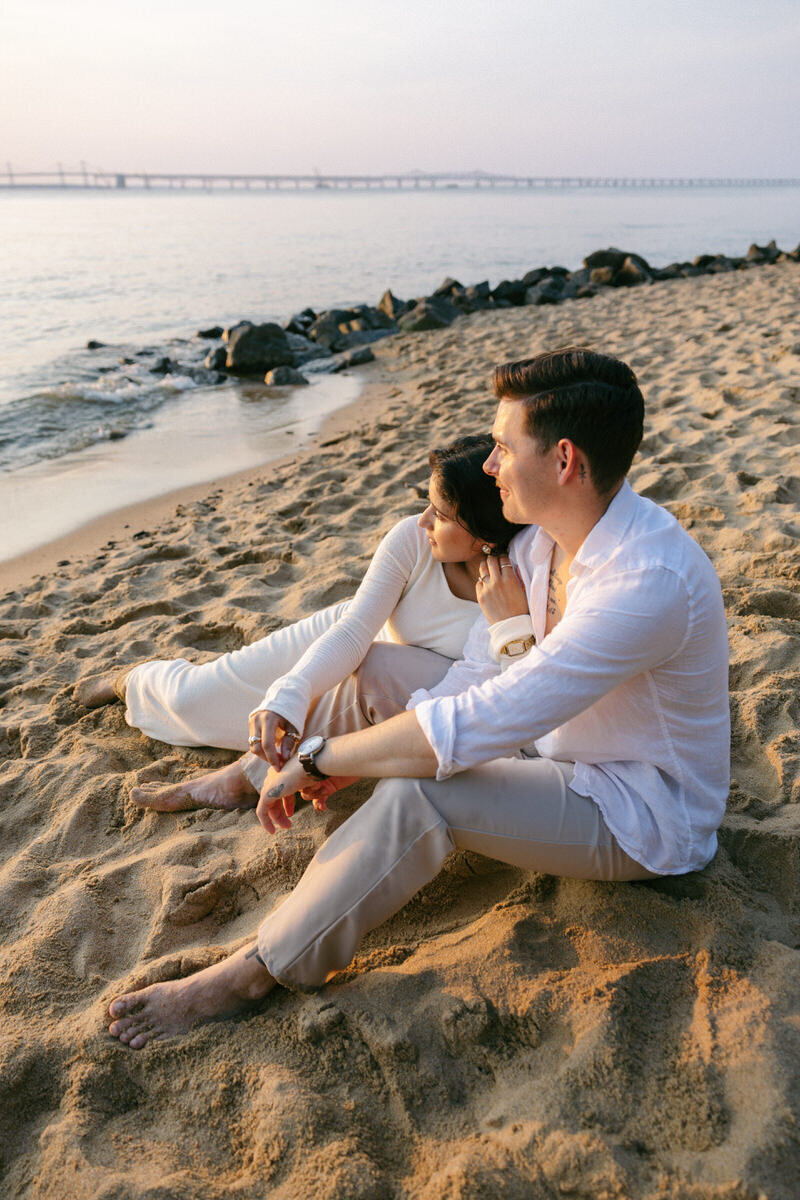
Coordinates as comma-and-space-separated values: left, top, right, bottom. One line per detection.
248, 735, 260, 746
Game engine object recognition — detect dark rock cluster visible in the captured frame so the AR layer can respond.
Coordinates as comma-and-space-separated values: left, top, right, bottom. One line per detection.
189, 239, 799, 386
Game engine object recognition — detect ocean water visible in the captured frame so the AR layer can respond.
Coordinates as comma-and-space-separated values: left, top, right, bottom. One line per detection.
1, 185, 798, 560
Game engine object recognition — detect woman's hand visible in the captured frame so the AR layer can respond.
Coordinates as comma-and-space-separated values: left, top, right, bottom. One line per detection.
298, 775, 361, 810
249, 709, 299, 770
476, 555, 529, 625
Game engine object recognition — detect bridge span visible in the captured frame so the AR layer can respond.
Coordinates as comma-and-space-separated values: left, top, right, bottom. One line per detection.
3, 167, 799, 192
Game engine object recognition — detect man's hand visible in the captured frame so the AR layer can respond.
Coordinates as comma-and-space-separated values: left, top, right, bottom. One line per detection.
476, 555, 528, 624
257, 756, 309, 833
249, 709, 299, 769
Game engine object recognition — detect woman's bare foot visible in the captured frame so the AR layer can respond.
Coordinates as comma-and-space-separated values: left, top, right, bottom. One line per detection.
74, 671, 121, 708
129, 759, 258, 811
108, 942, 276, 1049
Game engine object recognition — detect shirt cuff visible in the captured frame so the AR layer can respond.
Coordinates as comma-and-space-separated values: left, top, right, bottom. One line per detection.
488, 614, 535, 662
413, 696, 457, 780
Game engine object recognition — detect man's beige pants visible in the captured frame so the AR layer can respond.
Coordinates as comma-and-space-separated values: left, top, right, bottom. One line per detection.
243, 644, 654, 991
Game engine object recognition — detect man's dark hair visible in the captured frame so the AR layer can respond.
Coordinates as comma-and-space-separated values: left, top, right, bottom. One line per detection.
493, 348, 644, 495
429, 434, 524, 553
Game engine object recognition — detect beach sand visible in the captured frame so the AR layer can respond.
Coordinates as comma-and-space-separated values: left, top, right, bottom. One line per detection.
1, 263, 799, 1198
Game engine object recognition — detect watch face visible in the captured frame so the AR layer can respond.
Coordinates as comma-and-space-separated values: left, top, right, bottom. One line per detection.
299, 734, 325, 756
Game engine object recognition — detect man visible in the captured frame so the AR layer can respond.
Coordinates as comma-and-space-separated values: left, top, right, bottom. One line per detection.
109, 348, 730, 1048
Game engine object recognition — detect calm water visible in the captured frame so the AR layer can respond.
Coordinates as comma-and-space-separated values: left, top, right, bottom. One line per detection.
1, 185, 798, 559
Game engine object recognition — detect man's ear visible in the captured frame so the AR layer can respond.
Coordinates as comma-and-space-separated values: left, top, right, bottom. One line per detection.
555, 438, 580, 485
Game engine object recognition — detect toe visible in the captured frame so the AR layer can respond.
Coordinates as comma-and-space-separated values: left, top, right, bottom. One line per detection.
109, 992, 141, 1018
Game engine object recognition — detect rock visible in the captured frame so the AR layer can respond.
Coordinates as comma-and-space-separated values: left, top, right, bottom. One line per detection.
222, 320, 253, 343
693, 254, 718, 269
350, 304, 395, 331
654, 264, 684, 280
86, 340, 105, 350
197, 325, 224, 339
397, 295, 460, 332
378, 289, 410, 321
747, 240, 780, 263
524, 276, 567, 305
590, 266, 615, 286
520, 267, 550, 288
284, 308, 316, 335
265, 365, 308, 386
576, 285, 599, 299
566, 267, 592, 288
225, 322, 293, 374
491, 279, 527, 306
286, 331, 333, 365
150, 357, 174, 375
681, 266, 703, 277
460, 282, 493, 310
614, 255, 654, 287
705, 257, 736, 274
583, 247, 629, 272
433, 276, 464, 296
204, 347, 228, 370
307, 309, 355, 350
330, 346, 375, 372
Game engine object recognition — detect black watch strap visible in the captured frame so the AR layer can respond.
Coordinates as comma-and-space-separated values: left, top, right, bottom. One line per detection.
298, 737, 329, 780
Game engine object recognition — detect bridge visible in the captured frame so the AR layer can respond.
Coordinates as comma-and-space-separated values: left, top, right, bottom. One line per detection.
3, 166, 799, 191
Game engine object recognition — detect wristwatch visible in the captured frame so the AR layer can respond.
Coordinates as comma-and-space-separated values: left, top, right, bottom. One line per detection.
500, 635, 535, 658
297, 735, 329, 780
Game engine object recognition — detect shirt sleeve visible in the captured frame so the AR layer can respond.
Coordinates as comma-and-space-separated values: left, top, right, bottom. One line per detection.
414, 565, 691, 778
256, 518, 420, 732
407, 612, 500, 709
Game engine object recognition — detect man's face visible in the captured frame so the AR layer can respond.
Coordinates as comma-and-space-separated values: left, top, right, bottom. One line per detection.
484, 399, 555, 525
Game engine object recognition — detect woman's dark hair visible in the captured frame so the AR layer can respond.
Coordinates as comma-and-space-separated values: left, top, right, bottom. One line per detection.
428, 434, 524, 554
494, 347, 644, 495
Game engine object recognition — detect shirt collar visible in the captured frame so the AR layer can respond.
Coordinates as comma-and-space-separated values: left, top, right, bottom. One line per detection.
573, 480, 638, 570
523, 480, 639, 571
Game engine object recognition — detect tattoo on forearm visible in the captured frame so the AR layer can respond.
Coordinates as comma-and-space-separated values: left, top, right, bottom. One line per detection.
266, 785, 283, 799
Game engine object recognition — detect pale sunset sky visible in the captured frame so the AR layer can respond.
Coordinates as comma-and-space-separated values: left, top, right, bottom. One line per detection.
2, 0, 797, 177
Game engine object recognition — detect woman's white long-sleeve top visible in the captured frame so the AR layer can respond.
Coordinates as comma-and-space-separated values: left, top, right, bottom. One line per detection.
258, 516, 479, 734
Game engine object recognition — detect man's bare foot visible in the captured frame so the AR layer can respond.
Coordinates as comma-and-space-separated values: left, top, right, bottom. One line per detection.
130, 759, 258, 811
74, 671, 121, 708
108, 942, 276, 1049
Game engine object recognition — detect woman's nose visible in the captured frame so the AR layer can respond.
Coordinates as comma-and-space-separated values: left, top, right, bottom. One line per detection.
418, 505, 434, 529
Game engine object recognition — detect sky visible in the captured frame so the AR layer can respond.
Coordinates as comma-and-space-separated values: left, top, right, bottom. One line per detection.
2, 0, 798, 179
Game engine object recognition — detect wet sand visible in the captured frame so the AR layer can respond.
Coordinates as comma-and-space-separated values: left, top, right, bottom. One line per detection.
1, 262, 799, 1198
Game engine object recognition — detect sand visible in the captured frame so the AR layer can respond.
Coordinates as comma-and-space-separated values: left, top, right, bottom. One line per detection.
1, 262, 799, 1199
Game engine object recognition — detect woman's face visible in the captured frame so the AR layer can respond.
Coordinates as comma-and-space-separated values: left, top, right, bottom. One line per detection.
418, 475, 485, 564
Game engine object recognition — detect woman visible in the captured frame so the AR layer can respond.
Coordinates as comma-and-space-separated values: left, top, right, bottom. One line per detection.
78, 434, 530, 812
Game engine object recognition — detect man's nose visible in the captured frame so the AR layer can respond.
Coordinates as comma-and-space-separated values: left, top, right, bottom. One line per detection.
483, 449, 498, 476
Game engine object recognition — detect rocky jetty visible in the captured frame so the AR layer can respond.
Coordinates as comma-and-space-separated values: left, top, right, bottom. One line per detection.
176, 239, 799, 389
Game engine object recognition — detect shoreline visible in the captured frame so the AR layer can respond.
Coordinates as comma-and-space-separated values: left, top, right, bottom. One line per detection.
0, 365, 392, 595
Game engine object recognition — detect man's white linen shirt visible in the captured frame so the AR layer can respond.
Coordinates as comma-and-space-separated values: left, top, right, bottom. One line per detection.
409, 482, 730, 876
